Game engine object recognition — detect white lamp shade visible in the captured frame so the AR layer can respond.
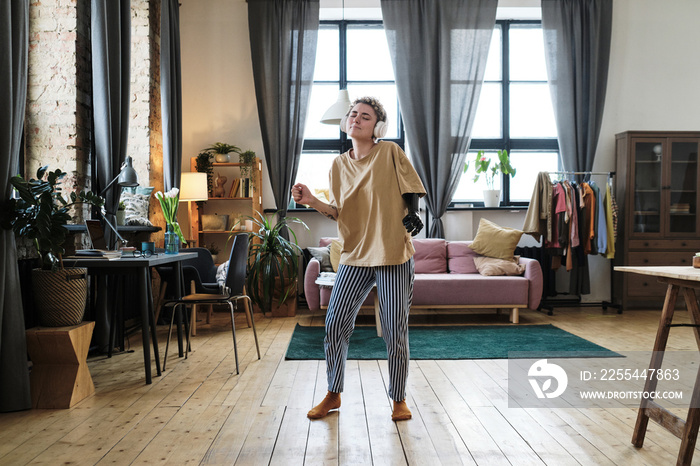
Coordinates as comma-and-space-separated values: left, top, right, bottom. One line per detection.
179, 172, 208, 201
320, 89, 352, 125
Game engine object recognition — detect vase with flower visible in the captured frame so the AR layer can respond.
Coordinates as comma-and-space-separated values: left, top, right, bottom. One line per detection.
465, 149, 516, 207
155, 188, 186, 254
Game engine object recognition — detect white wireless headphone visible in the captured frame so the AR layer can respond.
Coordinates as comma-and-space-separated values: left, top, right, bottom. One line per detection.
340, 113, 388, 139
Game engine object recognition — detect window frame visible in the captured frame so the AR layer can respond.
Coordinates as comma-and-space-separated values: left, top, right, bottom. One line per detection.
455, 19, 559, 208
295, 19, 559, 211
292, 20, 405, 211
307, 20, 405, 152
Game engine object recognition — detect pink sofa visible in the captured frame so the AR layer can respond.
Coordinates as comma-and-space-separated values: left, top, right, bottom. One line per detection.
304, 238, 543, 324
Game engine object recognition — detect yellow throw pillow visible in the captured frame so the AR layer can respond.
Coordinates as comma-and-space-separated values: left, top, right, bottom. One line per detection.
330, 239, 342, 272
468, 218, 523, 261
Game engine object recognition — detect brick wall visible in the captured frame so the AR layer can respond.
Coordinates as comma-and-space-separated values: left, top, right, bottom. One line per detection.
26, 0, 86, 203
24, 0, 163, 243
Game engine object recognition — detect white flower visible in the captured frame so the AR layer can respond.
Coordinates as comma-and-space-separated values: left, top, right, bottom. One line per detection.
165, 187, 179, 199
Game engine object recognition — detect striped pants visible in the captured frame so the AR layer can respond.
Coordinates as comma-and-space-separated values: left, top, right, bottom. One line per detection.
324, 257, 414, 401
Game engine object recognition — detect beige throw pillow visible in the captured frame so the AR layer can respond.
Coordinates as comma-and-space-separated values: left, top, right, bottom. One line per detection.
469, 218, 523, 261
330, 239, 342, 272
474, 256, 526, 276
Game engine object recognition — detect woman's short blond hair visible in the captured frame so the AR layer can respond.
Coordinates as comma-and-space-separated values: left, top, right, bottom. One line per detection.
351, 96, 387, 123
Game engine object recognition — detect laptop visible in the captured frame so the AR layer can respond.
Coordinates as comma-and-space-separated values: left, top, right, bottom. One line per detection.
85, 219, 108, 250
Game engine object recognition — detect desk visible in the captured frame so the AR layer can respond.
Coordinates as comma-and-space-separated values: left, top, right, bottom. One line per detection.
64, 252, 195, 384
615, 266, 700, 465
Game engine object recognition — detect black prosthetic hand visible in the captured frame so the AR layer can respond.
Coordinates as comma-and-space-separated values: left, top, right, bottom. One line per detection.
402, 193, 423, 236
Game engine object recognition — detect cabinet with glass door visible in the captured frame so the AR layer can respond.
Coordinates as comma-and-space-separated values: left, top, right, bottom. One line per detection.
614, 131, 700, 310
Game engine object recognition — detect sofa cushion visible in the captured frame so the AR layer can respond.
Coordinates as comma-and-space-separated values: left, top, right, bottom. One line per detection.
319, 238, 342, 271
446, 241, 479, 274
330, 240, 342, 271
307, 245, 333, 272
412, 274, 529, 306
412, 238, 447, 273
469, 218, 523, 261
474, 256, 526, 276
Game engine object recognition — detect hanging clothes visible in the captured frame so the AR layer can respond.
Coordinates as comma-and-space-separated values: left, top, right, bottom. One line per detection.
604, 183, 616, 259
523, 172, 553, 242
580, 182, 596, 255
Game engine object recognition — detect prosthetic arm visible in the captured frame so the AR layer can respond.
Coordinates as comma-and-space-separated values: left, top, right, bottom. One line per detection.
402, 193, 423, 236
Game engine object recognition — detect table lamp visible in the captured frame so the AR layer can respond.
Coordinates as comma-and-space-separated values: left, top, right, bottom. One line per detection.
179, 172, 208, 245
100, 156, 139, 249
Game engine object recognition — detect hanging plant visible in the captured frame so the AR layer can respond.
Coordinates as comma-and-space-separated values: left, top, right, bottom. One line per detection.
238, 150, 257, 192
195, 151, 214, 196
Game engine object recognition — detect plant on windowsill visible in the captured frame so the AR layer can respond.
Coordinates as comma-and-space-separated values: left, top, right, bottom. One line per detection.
464, 149, 516, 207
1, 166, 105, 326
117, 200, 126, 226
229, 210, 308, 317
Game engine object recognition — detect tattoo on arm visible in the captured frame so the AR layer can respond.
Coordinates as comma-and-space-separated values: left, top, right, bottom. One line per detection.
323, 205, 338, 221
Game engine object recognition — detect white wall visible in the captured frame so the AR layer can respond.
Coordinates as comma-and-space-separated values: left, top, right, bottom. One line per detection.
179, 0, 700, 303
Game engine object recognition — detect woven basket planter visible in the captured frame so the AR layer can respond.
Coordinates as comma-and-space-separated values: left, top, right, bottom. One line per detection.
32, 268, 88, 327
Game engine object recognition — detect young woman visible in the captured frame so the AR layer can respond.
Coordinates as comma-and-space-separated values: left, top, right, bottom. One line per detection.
292, 96, 425, 421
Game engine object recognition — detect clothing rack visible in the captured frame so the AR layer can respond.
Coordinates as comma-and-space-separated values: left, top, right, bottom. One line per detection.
536, 170, 621, 315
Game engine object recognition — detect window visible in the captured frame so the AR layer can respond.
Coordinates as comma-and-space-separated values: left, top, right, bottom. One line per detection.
294, 21, 403, 206
295, 20, 558, 209
453, 21, 560, 206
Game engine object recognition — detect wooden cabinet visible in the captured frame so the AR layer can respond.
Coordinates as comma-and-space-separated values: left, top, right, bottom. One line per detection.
188, 157, 263, 259
614, 131, 700, 309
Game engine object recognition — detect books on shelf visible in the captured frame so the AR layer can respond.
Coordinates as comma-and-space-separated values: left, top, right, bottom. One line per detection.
226, 178, 250, 198
228, 178, 240, 198
239, 178, 250, 198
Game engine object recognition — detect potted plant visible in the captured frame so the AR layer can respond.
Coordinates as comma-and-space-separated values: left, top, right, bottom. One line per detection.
1, 166, 105, 326
204, 142, 241, 163
238, 149, 257, 193
116, 200, 126, 226
465, 149, 516, 207
229, 210, 308, 316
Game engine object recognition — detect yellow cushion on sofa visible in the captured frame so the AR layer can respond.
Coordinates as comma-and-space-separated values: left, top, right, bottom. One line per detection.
330, 239, 342, 272
469, 218, 523, 261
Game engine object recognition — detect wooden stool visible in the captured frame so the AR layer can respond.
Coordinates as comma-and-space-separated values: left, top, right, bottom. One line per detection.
25, 321, 95, 409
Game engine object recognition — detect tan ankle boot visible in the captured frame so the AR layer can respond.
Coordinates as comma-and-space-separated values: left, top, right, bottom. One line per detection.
307, 391, 341, 419
392, 399, 412, 421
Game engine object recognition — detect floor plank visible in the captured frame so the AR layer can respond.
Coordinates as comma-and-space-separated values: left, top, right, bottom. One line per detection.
2, 307, 700, 465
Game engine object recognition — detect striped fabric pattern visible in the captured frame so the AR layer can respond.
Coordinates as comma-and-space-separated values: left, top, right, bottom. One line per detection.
324, 258, 414, 401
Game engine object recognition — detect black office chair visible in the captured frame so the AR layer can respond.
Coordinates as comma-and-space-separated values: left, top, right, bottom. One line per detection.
162, 233, 261, 373
180, 247, 218, 334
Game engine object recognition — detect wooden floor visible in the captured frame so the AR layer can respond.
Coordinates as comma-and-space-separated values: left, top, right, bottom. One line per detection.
2, 305, 700, 465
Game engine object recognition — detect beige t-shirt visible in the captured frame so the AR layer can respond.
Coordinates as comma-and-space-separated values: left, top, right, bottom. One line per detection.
329, 141, 426, 267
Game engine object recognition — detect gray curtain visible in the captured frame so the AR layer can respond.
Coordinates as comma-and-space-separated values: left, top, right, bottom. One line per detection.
91, 0, 131, 246
0, 0, 32, 412
248, 0, 319, 223
91, 0, 130, 352
542, 0, 613, 172
161, 0, 182, 191
381, 0, 498, 238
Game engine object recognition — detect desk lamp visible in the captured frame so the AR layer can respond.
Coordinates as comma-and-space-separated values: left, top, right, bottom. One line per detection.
179, 172, 208, 245
100, 156, 139, 249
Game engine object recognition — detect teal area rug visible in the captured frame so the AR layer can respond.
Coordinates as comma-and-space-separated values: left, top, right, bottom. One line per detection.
285, 324, 621, 360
